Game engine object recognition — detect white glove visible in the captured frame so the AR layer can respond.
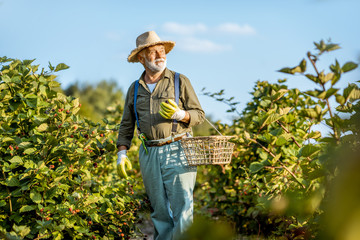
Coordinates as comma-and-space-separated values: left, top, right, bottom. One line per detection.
117, 150, 132, 178
117, 150, 127, 165
171, 109, 186, 121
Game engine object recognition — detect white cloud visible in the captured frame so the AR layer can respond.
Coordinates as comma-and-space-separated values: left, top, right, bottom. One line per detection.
178, 37, 232, 53
216, 23, 256, 35
160, 22, 255, 53
162, 22, 256, 36
162, 22, 207, 35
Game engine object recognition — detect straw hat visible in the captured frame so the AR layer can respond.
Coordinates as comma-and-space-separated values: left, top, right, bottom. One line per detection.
127, 31, 175, 63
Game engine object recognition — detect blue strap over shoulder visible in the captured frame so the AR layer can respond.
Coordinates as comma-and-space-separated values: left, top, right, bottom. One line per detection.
174, 72, 180, 105
172, 72, 180, 132
134, 80, 140, 130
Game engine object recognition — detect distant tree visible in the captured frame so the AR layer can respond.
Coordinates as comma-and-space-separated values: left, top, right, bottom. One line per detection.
63, 80, 124, 123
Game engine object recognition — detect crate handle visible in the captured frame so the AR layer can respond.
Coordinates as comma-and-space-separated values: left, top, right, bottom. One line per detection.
204, 117, 223, 136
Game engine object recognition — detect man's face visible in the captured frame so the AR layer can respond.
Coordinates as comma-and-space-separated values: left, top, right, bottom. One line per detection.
139, 44, 167, 73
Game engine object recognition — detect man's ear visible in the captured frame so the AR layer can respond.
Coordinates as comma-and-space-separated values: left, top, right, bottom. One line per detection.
138, 54, 145, 64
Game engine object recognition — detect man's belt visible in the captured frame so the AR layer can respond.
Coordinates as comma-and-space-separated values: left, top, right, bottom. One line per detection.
145, 133, 188, 147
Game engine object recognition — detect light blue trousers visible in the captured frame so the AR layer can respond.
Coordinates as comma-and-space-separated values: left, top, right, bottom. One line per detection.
139, 141, 197, 240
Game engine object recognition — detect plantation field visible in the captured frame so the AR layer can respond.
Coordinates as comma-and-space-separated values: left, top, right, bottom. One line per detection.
1, 40, 360, 239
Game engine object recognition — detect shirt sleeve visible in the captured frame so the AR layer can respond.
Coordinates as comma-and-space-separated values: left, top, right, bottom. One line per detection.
116, 83, 136, 149
179, 74, 205, 128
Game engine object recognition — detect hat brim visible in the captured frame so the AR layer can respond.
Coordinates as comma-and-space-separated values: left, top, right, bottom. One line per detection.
127, 41, 175, 63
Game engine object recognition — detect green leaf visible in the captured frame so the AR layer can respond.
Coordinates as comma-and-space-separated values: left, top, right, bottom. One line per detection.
12, 225, 31, 238
298, 144, 321, 158
30, 191, 42, 203
257, 133, 272, 144
343, 84, 360, 101
314, 40, 340, 54
54, 63, 70, 72
301, 109, 318, 119
299, 59, 306, 72
305, 74, 319, 84
48, 62, 54, 71
23, 59, 36, 66
278, 67, 294, 75
271, 89, 288, 101
1, 75, 11, 83
305, 89, 326, 99
37, 123, 49, 132
335, 94, 346, 105
74, 226, 88, 234
90, 213, 101, 223
271, 154, 281, 165
49, 81, 61, 88
279, 107, 291, 115
19, 205, 36, 213
243, 131, 250, 140
24, 148, 37, 154
275, 136, 288, 146
308, 131, 321, 139
324, 88, 339, 99
331, 73, 341, 86
9, 156, 23, 167
25, 95, 38, 108
260, 113, 282, 129
324, 43, 341, 52
18, 142, 32, 149
6, 176, 20, 186
278, 62, 304, 75
249, 162, 264, 173
342, 62, 358, 73
2, 137, 14, 142
34, 115, 49, 125
336, 102, 354, 113
330, 59, 341, 73
323, 72, 334, 84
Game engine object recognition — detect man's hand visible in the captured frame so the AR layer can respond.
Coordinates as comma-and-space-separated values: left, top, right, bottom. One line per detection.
116, 150, 132, 178
159, 99, 186, 121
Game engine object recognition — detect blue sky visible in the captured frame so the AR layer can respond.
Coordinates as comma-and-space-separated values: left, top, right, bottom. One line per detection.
1, 0, 359, 125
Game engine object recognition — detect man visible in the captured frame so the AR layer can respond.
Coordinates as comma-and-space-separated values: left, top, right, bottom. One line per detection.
116, 31, 205, 240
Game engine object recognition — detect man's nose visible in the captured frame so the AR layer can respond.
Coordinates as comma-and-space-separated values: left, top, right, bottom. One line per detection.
156, 51, 165, 58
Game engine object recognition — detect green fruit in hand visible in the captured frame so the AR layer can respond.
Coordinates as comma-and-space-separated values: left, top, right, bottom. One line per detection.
117, 156, 132, 178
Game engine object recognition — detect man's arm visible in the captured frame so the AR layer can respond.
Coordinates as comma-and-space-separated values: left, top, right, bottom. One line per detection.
181, 111, 190, 124
116, 83, 136, 150
180, 75, 205, 127
118, 145, 128, 151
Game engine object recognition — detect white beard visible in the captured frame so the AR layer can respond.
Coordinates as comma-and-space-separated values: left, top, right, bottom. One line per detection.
145, 58, 167, 73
